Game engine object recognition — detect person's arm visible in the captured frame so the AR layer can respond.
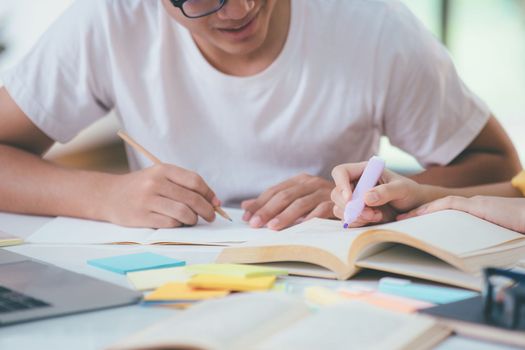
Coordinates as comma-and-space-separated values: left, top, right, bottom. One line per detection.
330, 161, 523, 228
399, 196, 525, 234
410, 116, 522, 187
0, 88, 219, 228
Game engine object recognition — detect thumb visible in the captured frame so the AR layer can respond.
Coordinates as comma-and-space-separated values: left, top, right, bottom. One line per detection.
364, 181, 406, 207
331, 162, 367, 201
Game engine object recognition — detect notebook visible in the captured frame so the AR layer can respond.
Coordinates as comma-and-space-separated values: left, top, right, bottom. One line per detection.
216, 210, 525, 290
26, 208, 275, 246
109, 293, 450, 350
420, 296, 525, 347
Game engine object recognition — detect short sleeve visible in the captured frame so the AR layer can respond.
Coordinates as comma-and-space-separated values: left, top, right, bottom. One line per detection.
0, 0, 114, 143
378, 3, 491, 167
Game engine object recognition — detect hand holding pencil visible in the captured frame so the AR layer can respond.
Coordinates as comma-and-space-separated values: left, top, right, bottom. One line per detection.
110, 130, 231, 228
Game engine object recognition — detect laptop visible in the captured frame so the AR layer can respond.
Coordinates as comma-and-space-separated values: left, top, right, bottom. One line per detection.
0, 249, 142, 326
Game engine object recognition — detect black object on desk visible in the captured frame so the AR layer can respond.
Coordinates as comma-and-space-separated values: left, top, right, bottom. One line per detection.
421, 267, 525, 347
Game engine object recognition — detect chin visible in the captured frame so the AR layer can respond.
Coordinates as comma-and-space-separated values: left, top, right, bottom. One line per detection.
222, 39, 266, 55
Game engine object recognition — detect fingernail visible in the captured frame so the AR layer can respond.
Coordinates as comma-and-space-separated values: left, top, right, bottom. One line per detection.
242, 211, 252, 222
212, 197, 221, 207
268, 218, 280, 229
342, 190, 350, 201
249, 216, 262, 228
366, 192, 379, 204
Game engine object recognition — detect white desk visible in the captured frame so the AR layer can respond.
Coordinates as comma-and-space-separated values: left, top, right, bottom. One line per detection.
0, 212, 519, 350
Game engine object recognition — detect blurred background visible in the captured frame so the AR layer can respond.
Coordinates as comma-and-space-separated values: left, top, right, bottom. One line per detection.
0, 0, 524, 173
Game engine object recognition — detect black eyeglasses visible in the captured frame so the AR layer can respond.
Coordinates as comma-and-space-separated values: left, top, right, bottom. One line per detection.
170, 0, 228, 19
483, 267, 525, 329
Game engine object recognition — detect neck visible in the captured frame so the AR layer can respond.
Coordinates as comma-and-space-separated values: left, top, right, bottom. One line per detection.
194, 0, 291, 76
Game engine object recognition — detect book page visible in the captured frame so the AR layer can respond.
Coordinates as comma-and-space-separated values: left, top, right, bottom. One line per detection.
257, 301, 449, 350
27, 217, 152, 244
356, 245, 482, 290
150, 209, 276, 244
26, 209, 274, 245
228, 218, 366, 264
370, 210, 525, 256
109, 293, 310, 350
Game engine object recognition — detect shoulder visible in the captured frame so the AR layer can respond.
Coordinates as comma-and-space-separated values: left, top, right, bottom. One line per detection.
60, 0, 160, 32
300, 0, 436, 55
301, 0, 414, 23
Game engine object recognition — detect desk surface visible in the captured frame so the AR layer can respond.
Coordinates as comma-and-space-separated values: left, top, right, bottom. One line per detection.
0, 212, 520, 350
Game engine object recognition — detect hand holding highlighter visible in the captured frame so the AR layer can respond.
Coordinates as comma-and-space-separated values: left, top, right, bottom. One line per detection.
343, 156, 386, 228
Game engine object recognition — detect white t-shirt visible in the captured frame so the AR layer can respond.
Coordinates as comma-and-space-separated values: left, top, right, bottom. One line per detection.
1, 0, 490, 206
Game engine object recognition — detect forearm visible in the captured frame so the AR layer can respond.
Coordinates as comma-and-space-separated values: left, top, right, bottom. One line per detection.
411, 150, 521, 188
0, 144, 115, 220
418, 181, 522, 206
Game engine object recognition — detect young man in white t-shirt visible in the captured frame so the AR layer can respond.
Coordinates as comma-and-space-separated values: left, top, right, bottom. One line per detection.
0, 0, 521, 230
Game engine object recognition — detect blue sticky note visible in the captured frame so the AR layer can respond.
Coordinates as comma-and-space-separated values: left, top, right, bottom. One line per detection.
87, 253, 185, 275
378, 278, 478, 304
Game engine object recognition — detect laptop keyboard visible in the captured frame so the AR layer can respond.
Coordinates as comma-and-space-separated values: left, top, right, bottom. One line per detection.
0, 286, 50, 314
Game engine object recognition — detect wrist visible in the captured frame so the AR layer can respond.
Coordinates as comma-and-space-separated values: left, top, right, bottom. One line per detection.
75, 171, 119, 222
417, 184, 447, 207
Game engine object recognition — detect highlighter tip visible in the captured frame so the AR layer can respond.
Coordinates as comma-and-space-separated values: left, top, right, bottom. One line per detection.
343, 223, 349, 229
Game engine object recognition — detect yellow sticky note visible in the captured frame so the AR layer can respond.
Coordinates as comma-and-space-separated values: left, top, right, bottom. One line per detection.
304, 286, 347, 306
185, 264, 287, 278
127, 266, 193, 291
188, 274, 276, 292
0, 231, 23, 247
144, 282, 229, 301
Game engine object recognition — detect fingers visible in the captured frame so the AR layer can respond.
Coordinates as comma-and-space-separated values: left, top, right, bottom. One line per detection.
397, 196, 471, 221
364, 180, 406, 207
265, 193, 331, 230
304, 201, 334, 221
333, 204, 344, 219
347, 207, 385, 228
331, 162, 367, 201
157, 178, 216, 222
146, 212, 183, 229
330, 187, 347, 209
241, 199, 256, 221
242, 176, 303, 219
150, 196, 199, 226
163, 165, 220, 206
250, 184, 322, 229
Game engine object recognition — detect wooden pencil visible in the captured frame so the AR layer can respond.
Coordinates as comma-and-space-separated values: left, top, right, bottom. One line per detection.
117, 130, 232, 222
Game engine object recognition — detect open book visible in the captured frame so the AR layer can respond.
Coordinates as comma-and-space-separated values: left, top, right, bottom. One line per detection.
216, 210, 525, 290
26, 209, 275, 246
109, 293, 450, 350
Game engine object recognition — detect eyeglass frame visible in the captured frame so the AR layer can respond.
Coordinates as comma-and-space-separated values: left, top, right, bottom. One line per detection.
483, 267, 525, 329
169, 0, 228, 19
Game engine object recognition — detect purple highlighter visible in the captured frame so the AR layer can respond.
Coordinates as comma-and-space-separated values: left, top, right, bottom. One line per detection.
343, 156, 386, 229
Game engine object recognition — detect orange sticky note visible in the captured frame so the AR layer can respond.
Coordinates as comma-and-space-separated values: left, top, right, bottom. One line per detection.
188, 274, 276, 292
338, 289, 434, 313
144, 282, 229, 301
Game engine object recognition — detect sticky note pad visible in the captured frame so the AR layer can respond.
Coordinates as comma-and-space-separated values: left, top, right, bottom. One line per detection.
304, 286, 347, 306
144, 282, 229, 301
338, 288, 434, 313
127, 266, 193, 291
87, 253, 185, 275
0, 231, 23, 247
185, 264, 288, 278
188, 274, 276, 292
378, 279, 478, 304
